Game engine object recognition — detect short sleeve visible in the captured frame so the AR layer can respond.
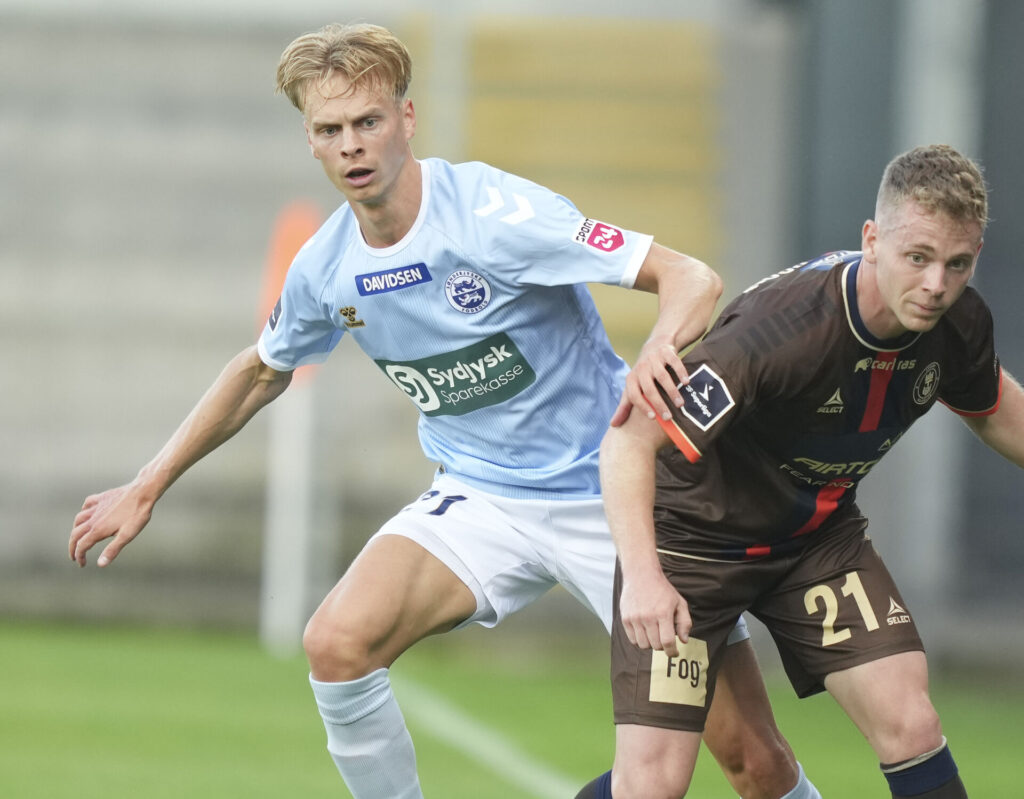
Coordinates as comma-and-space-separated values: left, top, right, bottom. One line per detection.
257, 250, 343, 371
938, 289, 1001, 416
454, 164, 653, 290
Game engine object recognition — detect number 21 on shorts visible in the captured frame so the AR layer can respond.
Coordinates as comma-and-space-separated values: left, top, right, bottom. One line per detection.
416, 490, 468, 516
804, 571, 880, 646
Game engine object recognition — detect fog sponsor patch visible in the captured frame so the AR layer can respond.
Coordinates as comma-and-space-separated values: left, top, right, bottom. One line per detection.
649, 637, 709, 707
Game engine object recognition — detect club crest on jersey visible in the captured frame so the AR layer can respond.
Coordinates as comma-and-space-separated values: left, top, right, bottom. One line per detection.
912, 362, 941, 405
679, 364, 735, 432
573, 218, 625, 252
445, 270, 491, 314
356, 264, 433, 296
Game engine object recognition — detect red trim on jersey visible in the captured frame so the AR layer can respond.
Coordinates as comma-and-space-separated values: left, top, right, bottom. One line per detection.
858, 351, 898, 432
942, 366, 1003, 417
792, 482, 850, 538
744, 545, 772, 559
647, 397, 702, 463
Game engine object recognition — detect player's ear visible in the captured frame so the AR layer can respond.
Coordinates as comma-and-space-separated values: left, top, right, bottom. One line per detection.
403, 99, 416, 141
861, 219, 878, 260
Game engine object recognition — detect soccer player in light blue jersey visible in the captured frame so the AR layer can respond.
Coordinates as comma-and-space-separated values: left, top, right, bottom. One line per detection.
70, 22, 820, 799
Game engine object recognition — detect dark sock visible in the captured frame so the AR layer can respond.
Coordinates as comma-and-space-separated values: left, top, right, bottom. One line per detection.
575, 769, 613, 799
882, 744, 967, 798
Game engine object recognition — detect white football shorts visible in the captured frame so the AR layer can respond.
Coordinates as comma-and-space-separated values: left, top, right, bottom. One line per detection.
371, 473, 750, 644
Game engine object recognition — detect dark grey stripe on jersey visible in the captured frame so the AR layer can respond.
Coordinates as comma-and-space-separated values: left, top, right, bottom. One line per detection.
736, 289, 836, 361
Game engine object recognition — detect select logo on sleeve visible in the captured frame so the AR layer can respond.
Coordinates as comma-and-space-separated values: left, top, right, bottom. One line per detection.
679, 364, 735, 432
375, 332, 535, 416
356, 264, 432, 295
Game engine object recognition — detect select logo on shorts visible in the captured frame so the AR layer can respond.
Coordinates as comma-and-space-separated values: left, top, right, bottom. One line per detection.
573, 218, 625, 252
356, 264, 433, 296
649, 636, 709, 707
679, 364, 735, 432
445, 270, 492, 314
375, 332, 535, 416
886, 597, 912, 626
912, 362, 940, 405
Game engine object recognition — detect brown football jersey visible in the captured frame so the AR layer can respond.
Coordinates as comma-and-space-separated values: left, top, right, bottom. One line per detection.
652, 251, 1001, 559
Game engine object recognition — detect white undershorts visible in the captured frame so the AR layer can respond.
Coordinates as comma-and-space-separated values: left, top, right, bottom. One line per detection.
371, 473, 749, 644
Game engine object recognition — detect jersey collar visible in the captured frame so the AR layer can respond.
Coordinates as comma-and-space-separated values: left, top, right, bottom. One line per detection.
841, 258, 921, 352
358, 159, 432, 258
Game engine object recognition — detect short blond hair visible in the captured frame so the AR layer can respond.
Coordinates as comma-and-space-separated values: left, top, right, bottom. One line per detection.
876, 144, 988, 232
276, 23, 412, 112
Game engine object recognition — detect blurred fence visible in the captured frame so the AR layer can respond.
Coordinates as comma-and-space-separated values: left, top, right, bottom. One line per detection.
2, 1, 1020, 670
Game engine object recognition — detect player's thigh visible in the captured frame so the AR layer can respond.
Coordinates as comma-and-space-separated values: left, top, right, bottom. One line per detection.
825, 650, 941, 761
375, 476, 560, 626
701, 636, 800, 798
307, 532, 477, 676
751, 526, 924, 699
703, 637, 792, 753
610, 557, 754, 733
544, 496, 617, 630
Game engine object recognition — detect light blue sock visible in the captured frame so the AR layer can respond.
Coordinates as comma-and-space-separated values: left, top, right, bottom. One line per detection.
310, 667, 422, 799
781, 763, 823, 799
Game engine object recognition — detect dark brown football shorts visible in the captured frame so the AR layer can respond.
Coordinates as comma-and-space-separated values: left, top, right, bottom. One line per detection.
610, 521, 924, 731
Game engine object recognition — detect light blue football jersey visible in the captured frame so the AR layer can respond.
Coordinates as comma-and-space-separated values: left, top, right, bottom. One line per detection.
258, 158, 653, 499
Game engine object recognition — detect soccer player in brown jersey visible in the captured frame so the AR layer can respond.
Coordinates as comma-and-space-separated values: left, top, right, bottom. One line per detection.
576, 144, 1024, 799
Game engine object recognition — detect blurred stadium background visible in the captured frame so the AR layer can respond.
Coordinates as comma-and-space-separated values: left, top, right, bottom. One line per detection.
2, 0, 1023, 793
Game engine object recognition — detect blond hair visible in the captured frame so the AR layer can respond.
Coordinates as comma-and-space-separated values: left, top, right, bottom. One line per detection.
276, 23, 412, 112
876, 144, 988, 232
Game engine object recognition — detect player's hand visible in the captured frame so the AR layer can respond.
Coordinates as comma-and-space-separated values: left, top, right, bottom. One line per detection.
69, 483, 154, 567
610, 339, 689, 427
618, 569, 692, 658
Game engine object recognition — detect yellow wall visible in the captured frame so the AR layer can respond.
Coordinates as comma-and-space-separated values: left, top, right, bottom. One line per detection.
465, 18, 721, 358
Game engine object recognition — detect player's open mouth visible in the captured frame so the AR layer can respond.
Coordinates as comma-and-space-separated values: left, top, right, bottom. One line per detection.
345, 168, 374, 187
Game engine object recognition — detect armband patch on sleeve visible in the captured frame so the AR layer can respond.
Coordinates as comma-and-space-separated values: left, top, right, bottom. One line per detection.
268, 297, 282, 331
680, 364, 735, 432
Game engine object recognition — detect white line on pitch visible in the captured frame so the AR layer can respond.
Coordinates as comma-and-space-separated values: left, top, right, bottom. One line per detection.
394, 677, 581, 799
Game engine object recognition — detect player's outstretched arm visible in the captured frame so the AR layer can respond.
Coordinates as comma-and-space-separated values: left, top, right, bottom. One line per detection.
611, 243, 722, 426
600, 411, 691, 656
69, 345, 293, 567
963, 368, 1024, 467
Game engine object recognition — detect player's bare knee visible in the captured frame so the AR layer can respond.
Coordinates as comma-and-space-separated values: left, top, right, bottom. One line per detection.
612, 751, 693, 799
302, 607, 375, 681
717, 735, 797, 799
731, 754, 799, 799
873, 701, 943, 763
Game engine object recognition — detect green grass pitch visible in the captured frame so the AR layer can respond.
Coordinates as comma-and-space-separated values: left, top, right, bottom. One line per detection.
0, 618, 1016, 797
